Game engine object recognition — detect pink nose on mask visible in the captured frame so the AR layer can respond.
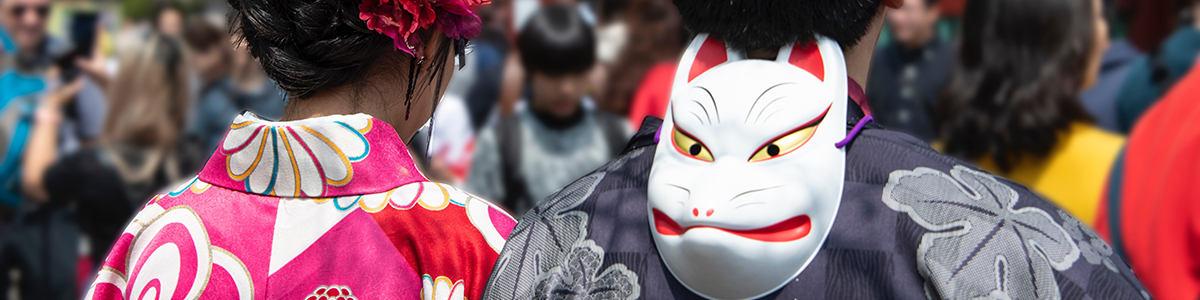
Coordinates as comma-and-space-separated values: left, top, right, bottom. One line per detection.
691, 208, 716, 217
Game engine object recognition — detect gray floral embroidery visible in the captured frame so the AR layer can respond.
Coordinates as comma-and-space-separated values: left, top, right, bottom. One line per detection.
484, 149, 644, 300
883, 166, 1080, 300
530, 240, 639, 300
1058, 210, 1118, 273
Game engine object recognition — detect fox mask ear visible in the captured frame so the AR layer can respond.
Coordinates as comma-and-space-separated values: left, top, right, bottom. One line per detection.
776, 41, 825, 82
686, 36, 729, 82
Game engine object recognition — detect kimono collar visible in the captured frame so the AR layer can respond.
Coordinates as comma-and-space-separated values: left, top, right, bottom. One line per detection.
198, 112, 428, 198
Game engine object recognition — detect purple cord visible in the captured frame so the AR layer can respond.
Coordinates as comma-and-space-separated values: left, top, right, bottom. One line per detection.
835, 115, 873, 148
654, 125, 664, 143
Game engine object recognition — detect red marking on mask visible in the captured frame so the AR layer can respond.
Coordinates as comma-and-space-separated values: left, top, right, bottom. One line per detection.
789, 42, 825, 81
688, 37, 728, 82
653, 209, 812, 242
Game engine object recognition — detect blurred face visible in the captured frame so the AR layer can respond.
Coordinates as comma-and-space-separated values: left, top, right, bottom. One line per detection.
156, 8, 183, 36
1081, 0, 1109, 89
886, 0, 939, 48
0, 0, 49, 54
530, 71, 588, 118
230, 37, 253, 74
188, 44, 228, 84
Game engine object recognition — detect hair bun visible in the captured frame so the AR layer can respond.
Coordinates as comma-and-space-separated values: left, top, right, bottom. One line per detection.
229, 0, 393, 99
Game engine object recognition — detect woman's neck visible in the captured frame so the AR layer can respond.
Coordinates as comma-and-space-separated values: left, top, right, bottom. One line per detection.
280, 78, 423, 143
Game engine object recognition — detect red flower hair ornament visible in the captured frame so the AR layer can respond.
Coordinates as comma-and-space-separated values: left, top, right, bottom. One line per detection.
359, 0, 488, 58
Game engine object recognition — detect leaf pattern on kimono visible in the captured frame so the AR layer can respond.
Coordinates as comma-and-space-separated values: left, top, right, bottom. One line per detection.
882, 166, 1080, 300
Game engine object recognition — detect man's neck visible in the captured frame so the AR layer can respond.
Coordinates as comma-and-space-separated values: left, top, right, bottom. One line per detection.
845, 6, 887, 87
900, 30, 936, 51
530, 105, 586, 130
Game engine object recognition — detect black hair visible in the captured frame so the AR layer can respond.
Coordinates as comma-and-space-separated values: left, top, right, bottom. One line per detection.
226, 0, 464, 100
672, 0, 884, 51
937, 0, 1097, 172
923, 0, 941, 8
517, 4, 596, 75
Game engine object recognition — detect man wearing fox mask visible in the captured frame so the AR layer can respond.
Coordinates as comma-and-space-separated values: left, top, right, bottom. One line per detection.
483, 0, 1150, 299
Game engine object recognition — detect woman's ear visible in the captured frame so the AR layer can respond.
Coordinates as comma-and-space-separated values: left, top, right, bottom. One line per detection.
885, 0, 904, 9
421, 30, 448, 64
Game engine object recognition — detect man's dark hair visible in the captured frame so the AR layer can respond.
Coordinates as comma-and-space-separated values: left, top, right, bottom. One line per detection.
673, 0, 884, 51
923, 0, 941, 8
517, 4, 596, 75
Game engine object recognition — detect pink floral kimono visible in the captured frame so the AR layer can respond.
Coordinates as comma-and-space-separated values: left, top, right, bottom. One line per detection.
85, 113, 517, 300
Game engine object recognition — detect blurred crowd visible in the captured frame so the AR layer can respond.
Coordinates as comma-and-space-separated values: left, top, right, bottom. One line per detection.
1, 0, 1199, 298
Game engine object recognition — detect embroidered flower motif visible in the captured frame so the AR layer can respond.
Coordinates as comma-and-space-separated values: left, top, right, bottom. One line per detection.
531, 240, 640, 300
882, 166, 1080, 300
421, 275, 466, 300
484, 149, 644, 300
1059, 210, 1119, 272
306, 285, 357, 300
359, 0, 486, 57
221, 113, 373, 197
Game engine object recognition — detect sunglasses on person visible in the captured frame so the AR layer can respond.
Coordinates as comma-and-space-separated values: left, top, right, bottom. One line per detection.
8, 5, 50, 19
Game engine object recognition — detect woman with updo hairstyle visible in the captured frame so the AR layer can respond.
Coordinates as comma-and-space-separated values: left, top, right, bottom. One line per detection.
937, 0, 1121, 225
84, 0, 516, 298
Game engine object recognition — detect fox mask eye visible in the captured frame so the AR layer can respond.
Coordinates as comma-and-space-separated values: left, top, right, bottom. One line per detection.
672, 127, 714, 162
750, 106, 828, 162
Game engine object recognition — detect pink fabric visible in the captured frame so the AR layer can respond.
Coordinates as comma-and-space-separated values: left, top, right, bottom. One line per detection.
267, 210, 422, 299
87, 114, 515, 300
489, 206, 516, 238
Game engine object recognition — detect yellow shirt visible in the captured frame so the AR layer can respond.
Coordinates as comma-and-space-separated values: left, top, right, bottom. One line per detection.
974, 123, 1125, 225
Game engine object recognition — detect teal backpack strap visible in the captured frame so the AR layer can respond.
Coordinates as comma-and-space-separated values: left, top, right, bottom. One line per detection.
0, 98, 36, 206
0, 72, 43, 207
1105, 148, 1127, 259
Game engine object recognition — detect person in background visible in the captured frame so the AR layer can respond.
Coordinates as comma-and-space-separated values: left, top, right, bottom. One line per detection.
1113, 0, 1200, 132
182, 18, 236, 151
1078, 1, 1141, 132
151, 3, 184, 37
228, 34, 285, 121
462, 0, 510, 130
1118, 0, 1177, 52
602, 0, 686, 128
22, 33, 203, 270
866, 0, 952, 142
0, 0, 98, 297
496, 0, 599, 119
466, 4, 630, 217
1097, 58, 1200, 300
938, 0, 1119, 225
184, 19, 286, 152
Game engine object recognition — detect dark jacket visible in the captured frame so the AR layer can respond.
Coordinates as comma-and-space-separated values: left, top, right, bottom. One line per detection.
484, 103, 1149, 299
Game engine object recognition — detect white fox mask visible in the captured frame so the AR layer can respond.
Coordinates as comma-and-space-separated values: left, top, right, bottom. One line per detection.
648, 33, 849, 300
